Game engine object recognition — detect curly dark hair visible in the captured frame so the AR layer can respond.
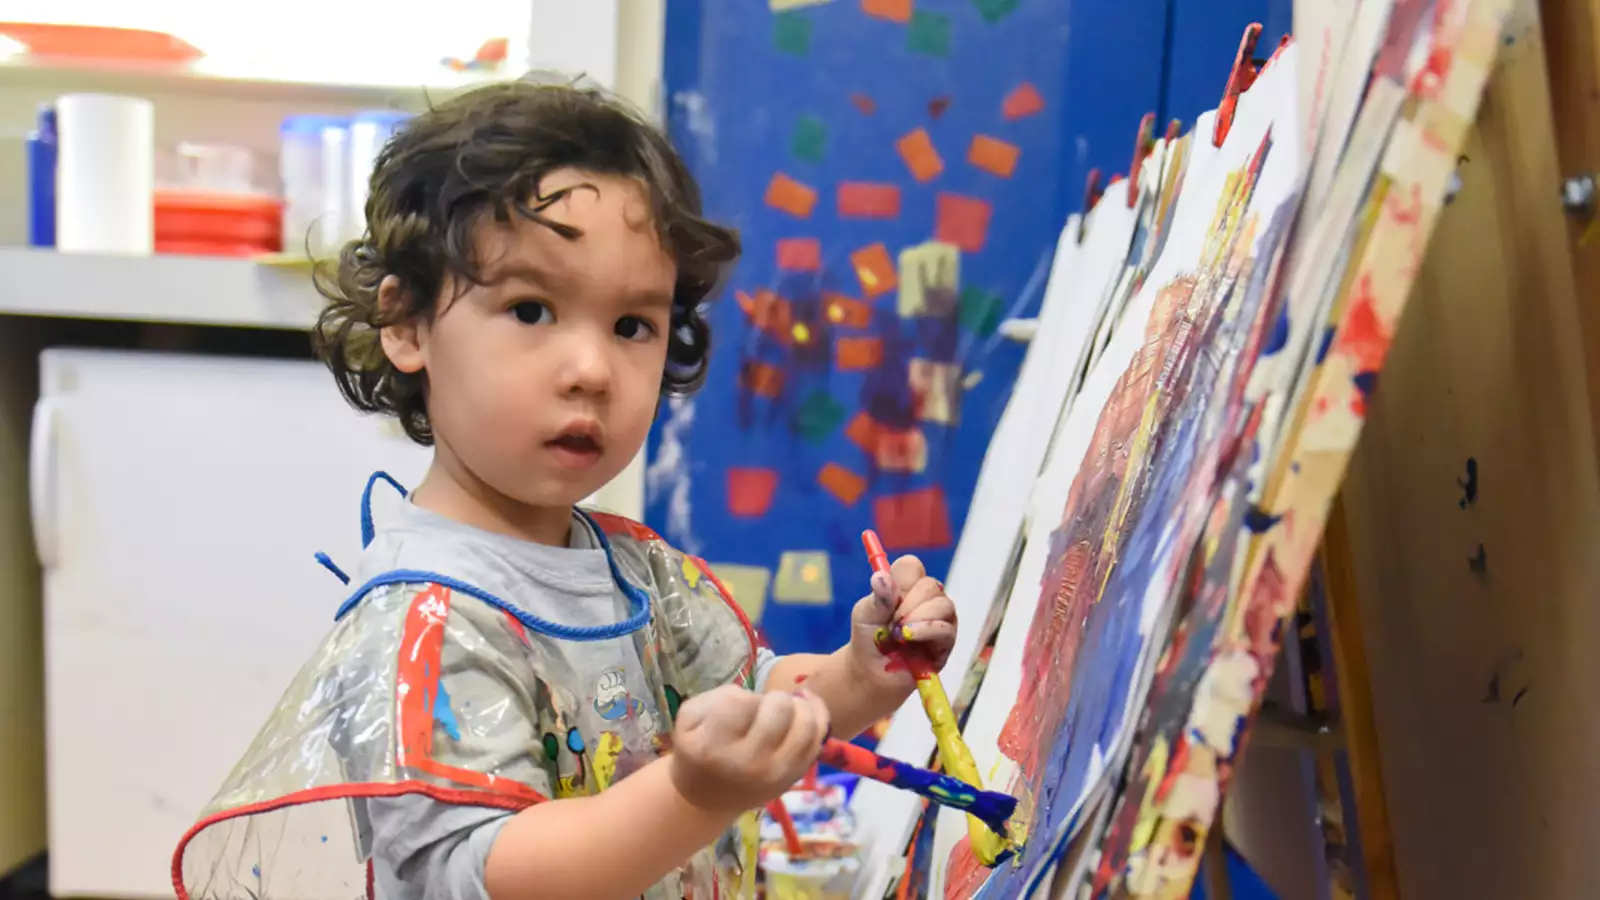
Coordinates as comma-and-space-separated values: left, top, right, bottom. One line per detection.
311, 77, 740, 445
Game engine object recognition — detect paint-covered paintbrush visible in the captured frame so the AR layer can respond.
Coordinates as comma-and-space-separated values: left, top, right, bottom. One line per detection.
862, 530, 1011, 865
818, 738, 1016, 836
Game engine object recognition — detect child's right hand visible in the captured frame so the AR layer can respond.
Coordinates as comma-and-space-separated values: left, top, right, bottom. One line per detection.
670, 685, 831, 814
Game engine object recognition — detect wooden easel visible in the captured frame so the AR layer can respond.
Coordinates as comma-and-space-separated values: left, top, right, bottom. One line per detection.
1273, 0, 1600, 896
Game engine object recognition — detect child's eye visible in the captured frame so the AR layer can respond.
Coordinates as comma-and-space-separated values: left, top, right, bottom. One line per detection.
511, 301, 552, 325
615, 316, 658, 342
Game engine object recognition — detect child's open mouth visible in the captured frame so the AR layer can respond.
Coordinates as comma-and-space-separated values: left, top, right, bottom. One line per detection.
546, 426, 604, 469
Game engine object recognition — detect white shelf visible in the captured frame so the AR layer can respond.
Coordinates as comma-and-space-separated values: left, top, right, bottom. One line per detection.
0, 56, 489, 107
0, 247, 321, 330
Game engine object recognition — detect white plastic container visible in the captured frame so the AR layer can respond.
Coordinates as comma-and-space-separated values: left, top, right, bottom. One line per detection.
278, 114, 344, 256
319, 120, 351, 251
348, 110, 411, 237
56, 93, 154, 256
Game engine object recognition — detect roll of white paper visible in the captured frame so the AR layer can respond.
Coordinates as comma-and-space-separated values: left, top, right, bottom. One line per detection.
55, 93, 155, 255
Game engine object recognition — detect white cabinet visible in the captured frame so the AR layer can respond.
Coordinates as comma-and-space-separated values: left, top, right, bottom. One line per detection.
33, 349, 429, 897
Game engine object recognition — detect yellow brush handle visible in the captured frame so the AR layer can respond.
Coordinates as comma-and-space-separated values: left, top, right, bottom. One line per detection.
915, 674, 1008, 865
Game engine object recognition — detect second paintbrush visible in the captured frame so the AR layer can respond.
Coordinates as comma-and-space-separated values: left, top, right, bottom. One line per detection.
819, 738, 1016, 836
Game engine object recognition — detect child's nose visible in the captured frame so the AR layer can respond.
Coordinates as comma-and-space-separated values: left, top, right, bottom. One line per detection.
558, 334, 612, 396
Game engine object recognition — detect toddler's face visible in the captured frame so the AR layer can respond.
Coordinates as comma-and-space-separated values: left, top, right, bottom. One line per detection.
404, 168, 676, 510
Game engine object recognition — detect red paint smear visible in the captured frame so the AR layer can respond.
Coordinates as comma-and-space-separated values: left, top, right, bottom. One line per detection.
850, 92, 877, 115
727, 468, 778, 517
793, 673, 808, 684
838, 182, 902, 219
1334, 274, 1391, 373
1384, 182, 1422, 226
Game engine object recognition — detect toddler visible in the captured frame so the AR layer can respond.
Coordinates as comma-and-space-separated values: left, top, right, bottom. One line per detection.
172, 79, 958, 900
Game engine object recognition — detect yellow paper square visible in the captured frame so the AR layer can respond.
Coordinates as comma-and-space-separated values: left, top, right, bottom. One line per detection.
897, 241, 960, 317
773, 551, 833, 605
704, 563, 773, 623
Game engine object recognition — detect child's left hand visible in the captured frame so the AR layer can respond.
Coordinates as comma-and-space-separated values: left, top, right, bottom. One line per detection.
847, 554, 958, 691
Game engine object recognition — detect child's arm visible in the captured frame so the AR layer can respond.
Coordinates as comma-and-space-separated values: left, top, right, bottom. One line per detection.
483, 685, 830, 900
762, 554, 958, 740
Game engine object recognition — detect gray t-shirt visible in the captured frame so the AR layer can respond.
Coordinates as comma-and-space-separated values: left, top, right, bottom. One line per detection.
352, 502, 775, 900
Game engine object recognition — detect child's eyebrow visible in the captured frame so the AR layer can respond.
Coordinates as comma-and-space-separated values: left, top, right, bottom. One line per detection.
631, 290, 674, 312
485, 261, 551, 287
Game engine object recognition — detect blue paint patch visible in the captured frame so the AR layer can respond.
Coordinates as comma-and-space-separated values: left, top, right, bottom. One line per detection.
433, 682, 463, 742
917, 313, 962, 363
1262, 307, 1289, 355
1242, 505, 1282, 533
1352, 370, 1379, 396
252, 865, 261, 878
1315, 326, 1337, 364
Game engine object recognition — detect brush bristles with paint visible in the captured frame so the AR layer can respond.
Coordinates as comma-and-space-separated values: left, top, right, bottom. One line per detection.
819, 738, 1016, 835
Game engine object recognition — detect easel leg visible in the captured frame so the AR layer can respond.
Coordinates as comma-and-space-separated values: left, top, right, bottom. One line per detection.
1203, 822, 1232, 900
1319, 497, 1402, 899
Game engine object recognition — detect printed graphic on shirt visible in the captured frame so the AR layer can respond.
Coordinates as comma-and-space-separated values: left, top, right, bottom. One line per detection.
594, 668, 642, 721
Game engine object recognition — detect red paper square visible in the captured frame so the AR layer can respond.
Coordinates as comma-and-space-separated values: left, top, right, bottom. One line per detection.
838, 183, 902, 219
728, 468, 778, 517
873, 486, 953, 551
935, 193, 993, 253
776, 238, 822, 271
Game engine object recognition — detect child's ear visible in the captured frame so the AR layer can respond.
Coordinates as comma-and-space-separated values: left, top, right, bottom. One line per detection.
377, 275, 426, 374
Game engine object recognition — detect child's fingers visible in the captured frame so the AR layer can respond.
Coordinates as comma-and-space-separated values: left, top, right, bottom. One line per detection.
895, 576, 947, 618
853, 591, 893, 629
901, 591, 955, 624
870, 571, 895, 607
775, 691, 831, 767
889, 554, 926, 595
747, 690, 799, 750
898, 619, 957, 646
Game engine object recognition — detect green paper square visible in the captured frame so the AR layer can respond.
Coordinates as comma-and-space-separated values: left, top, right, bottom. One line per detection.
959, 286, 1003, 336
791, 115, 828, 163
774, 13, 812, 56
794, 390, 847, 443
971, 0, 1020, 24
907, 11, 951, 57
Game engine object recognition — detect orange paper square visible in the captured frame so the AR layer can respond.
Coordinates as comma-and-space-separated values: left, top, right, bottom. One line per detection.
1002, 82, 1045, 120
895, 128, 944, 183
824, 293, 873, 328
861, 0, 912, 22
776, 238, 822, 271
817, 463, 867, 506
836, 336, 884, 370
968, 135, 1020, 178
934, 193, 992, 253
837, 183, 902, 219
845, 411, 880, 452
741, 361, 785, 398
765, 173, 818, 218
851, 243, 898, 298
